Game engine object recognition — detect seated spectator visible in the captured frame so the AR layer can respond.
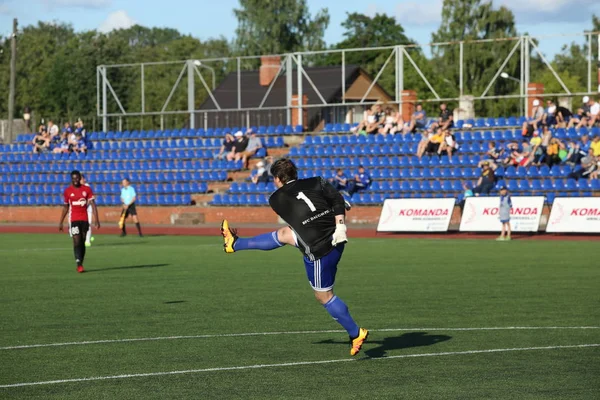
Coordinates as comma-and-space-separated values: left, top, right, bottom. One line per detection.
429, 103, 454, 132
72, 133, 87, 153
543, 100, 558, 127
53, 132, 71, 154
47, 120, 60, 141
62, 122, 73, 135
380, 108, 403, 135
567, 107, 588, 128
530, 132, 545, 166
32, 130, 51, 153
250, 161, 270, 184
473, 160, 497, 196
348, 165, 371, 196
215, 133, 235, 159
329, 168, 349, 193
521, 99, 544, 137
437, 130, 459, 157
555, 104, 572, 128
589, 99, 600, 127
424, 128, 445, 156
545, 138, 562, 167
502, 140, 531, 167
227, 131, 248, 162
568, 157, 598, 180
486, 141, 504, 161
238, 131, 263, 169
74, 119, 87, 137
416, 131, 431, 159
591, 135, 600, 157
352, 104, 385, 135
403, 104, 427, 134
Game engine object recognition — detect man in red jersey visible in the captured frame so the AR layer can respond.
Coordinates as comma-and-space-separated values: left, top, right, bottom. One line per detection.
58, 170, 101, 273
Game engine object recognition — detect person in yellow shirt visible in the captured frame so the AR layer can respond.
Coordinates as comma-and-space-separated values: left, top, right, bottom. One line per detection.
546, 138, 561, 167
590, 136, 600, 157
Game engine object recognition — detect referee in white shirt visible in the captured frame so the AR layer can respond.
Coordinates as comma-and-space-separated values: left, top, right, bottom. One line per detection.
119, 178, 143, 237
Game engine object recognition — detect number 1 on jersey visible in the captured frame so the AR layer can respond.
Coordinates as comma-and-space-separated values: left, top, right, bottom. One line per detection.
296, 191, 317, 212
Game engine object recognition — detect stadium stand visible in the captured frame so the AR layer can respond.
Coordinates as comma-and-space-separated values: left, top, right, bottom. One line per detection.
1, 126, 288, 206
2, 119, 599, 207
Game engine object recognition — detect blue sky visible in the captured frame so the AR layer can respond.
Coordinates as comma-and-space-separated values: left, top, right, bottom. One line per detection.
1, 0, 599, 58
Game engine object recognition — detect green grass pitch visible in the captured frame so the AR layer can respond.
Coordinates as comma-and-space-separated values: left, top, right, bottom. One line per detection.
0, 233, 599, 399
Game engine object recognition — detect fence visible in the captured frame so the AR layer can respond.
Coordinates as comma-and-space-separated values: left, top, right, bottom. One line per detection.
89, 32, 597, 133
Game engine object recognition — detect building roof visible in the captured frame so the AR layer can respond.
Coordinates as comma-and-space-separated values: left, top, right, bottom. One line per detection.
199, 65, 390, 110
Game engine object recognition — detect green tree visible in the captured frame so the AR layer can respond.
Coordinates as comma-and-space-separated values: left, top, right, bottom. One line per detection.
233, 0, 329, 56
431, 0, 519, 116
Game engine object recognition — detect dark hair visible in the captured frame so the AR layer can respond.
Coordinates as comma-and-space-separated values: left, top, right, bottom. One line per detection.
123, 177, 131, 183
71, 170, 81, 177
270, 158, 298, 184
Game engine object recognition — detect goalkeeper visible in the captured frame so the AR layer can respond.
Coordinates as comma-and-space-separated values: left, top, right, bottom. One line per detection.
220, 158, 368, 356
119, 178, 143, 238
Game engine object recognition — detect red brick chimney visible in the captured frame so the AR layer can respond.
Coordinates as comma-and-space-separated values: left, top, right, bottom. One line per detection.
259, 56, 281, 86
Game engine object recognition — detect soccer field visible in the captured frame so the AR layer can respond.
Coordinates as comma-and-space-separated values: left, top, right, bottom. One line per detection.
0, 233, 599, 399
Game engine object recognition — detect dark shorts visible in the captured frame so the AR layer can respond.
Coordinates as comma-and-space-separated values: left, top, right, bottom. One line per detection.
124, 203, 137, 217
69, 220, 90, 238
303, 244, 345, 291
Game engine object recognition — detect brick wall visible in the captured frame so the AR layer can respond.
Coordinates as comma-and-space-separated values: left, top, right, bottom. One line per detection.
0, 206, 383, 225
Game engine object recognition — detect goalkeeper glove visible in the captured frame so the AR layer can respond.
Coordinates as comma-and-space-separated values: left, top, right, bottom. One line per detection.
331, 220, 348, 246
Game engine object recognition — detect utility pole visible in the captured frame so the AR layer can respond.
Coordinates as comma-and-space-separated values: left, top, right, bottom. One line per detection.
7, 18, 17, 143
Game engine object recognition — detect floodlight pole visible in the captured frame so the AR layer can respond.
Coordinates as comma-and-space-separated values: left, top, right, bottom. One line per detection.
187, 60, 195, 129
7, 18, 17, 143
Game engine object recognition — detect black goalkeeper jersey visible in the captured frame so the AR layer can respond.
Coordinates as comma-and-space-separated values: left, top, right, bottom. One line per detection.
269, 177, 346, 261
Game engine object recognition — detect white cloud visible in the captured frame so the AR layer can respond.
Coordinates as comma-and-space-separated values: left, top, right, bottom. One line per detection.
43, 0, 111, 9
395, 0, 442, 26
393, 0, 600, 26
98, 10, 136, 33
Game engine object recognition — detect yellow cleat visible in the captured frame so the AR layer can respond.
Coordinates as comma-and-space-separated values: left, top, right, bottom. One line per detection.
221, 219, 238, 253
350, 328, 369, 356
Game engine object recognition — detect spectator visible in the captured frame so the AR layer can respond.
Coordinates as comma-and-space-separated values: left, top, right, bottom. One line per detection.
72, 133, 87, 153
521, 99, 544, 137
473, 160, 497, 196
486, 141, 504, 162
429, 103, 454, 132
579, 134, 591, 155
53, 132, 71, 154
227, 131, 248, 162
215, 133, 235, 159
591, 136, 600, 157
567, 107, 588, 128
404, 104, 427, 134
501, 141, 519, 166
416, 132, 431, 159
63, 122, 73, 135
351, 104, 384, 135
250, 161, 270, 184
530, 132, 545, 166
47, 120, 60, 141
238, 131, 263, 169
545, 138, 561, 167
32, 130, 51, 153
588, 98, 600, 127
424, 128, 445, 156
329, 169, 348, 192
568, 157, 598, 181
555, 104, 572, 128
380, 108, 403, 135
543, 100, 557, 127
348, 165, 371, 196
459, 183, 474, 210
74, 119, 87, 137
437, 130, 459, 157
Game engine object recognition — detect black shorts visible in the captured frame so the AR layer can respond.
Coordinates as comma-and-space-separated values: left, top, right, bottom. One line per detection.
69, 221, 90, 237
124, 203, 137, 217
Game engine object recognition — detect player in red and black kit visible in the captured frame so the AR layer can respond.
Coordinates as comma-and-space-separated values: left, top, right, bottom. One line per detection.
58, 170, 101, 273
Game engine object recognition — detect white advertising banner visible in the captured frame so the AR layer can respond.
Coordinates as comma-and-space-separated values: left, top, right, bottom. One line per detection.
377, 198, 455, 232
546, 197, 600, 233
459, 196, 545, 232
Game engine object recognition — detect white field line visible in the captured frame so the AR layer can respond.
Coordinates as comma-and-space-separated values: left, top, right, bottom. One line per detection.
0, 243, 219, 253
2, 326, 599, 351
1, 343, 598, 388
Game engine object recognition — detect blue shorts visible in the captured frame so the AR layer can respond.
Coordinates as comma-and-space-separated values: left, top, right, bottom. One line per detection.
500, 219, 510, 223
303, 244, 345, 292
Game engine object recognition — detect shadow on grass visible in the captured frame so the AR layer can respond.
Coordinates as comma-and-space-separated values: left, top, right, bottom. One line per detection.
86, 263, 169, 273
92, 241, 150, 247
315, 331, 452, 358
163, 300, 186, 304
